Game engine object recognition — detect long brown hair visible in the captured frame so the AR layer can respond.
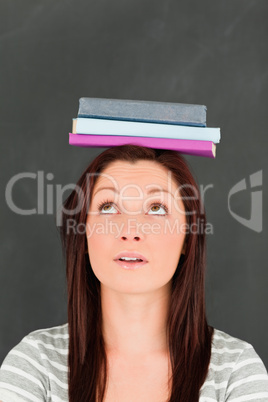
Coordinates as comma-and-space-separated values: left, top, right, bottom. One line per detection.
60, 145, 214, 402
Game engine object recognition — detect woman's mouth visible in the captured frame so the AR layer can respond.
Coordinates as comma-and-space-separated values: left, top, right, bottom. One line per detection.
113, 252, 148, 270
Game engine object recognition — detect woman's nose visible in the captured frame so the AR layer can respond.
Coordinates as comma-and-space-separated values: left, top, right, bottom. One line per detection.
119, 217, 145, 242
121, 234, 141, 241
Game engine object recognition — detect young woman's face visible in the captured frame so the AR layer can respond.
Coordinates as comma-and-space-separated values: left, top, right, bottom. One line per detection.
86, 160, 187, 295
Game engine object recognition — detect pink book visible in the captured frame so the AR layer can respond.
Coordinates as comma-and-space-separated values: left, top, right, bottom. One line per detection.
69, 133, 216, 158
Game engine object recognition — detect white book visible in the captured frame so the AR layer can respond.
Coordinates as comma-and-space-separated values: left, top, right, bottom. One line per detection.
73, 118, 220, 143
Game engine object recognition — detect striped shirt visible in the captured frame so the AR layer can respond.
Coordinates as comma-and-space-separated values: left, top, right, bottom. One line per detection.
0, 324, 268, 401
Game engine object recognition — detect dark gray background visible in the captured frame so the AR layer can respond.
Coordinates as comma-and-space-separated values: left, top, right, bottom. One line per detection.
1, 0, 267, 368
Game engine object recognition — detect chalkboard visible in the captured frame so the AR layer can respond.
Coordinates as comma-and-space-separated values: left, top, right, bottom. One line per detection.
1, 0, 267, 372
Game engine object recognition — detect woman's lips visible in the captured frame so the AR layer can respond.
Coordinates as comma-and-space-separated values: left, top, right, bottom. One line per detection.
113, 251, 148, 270
114, 259, 148, 270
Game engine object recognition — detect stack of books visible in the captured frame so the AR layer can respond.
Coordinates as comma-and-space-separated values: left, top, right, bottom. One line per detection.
69, 98, 221, 158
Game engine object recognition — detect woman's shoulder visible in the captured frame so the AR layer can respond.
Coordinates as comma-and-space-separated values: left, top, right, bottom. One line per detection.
210, 326, 268, 377
24, 322, 69, 344
200, 327, 268, 401
0, 323, 69, 402
211, 327, 254, 350
26, 322, 69, 337
15, 322, 69, 359
1, 322, 69, 360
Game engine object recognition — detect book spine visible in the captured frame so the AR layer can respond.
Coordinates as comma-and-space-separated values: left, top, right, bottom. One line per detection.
74, 118, 220, 144
69, 133, 216, 158
78, 98, 207, 127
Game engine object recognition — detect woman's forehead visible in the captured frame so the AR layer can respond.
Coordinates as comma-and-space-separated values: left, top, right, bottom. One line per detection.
94, 160, 178, 191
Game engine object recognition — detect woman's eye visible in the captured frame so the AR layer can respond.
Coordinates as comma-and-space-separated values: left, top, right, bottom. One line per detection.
147, 204, 168, 215
98, 202, 119, 214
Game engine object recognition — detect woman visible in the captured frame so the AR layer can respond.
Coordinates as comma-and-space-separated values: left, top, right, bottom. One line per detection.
0, 145, 267, 402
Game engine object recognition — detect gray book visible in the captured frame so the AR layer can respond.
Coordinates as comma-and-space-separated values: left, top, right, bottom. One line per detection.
78, 97, 207, 127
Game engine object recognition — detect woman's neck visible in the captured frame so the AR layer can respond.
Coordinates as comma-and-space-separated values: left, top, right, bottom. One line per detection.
101, 283, 171, 358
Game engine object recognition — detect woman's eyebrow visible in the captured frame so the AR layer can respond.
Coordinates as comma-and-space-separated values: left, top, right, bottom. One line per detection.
93, 186, 174, 197
147, 188, 175, 199
93, 186, 119, 197
147, 188, 171, 195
